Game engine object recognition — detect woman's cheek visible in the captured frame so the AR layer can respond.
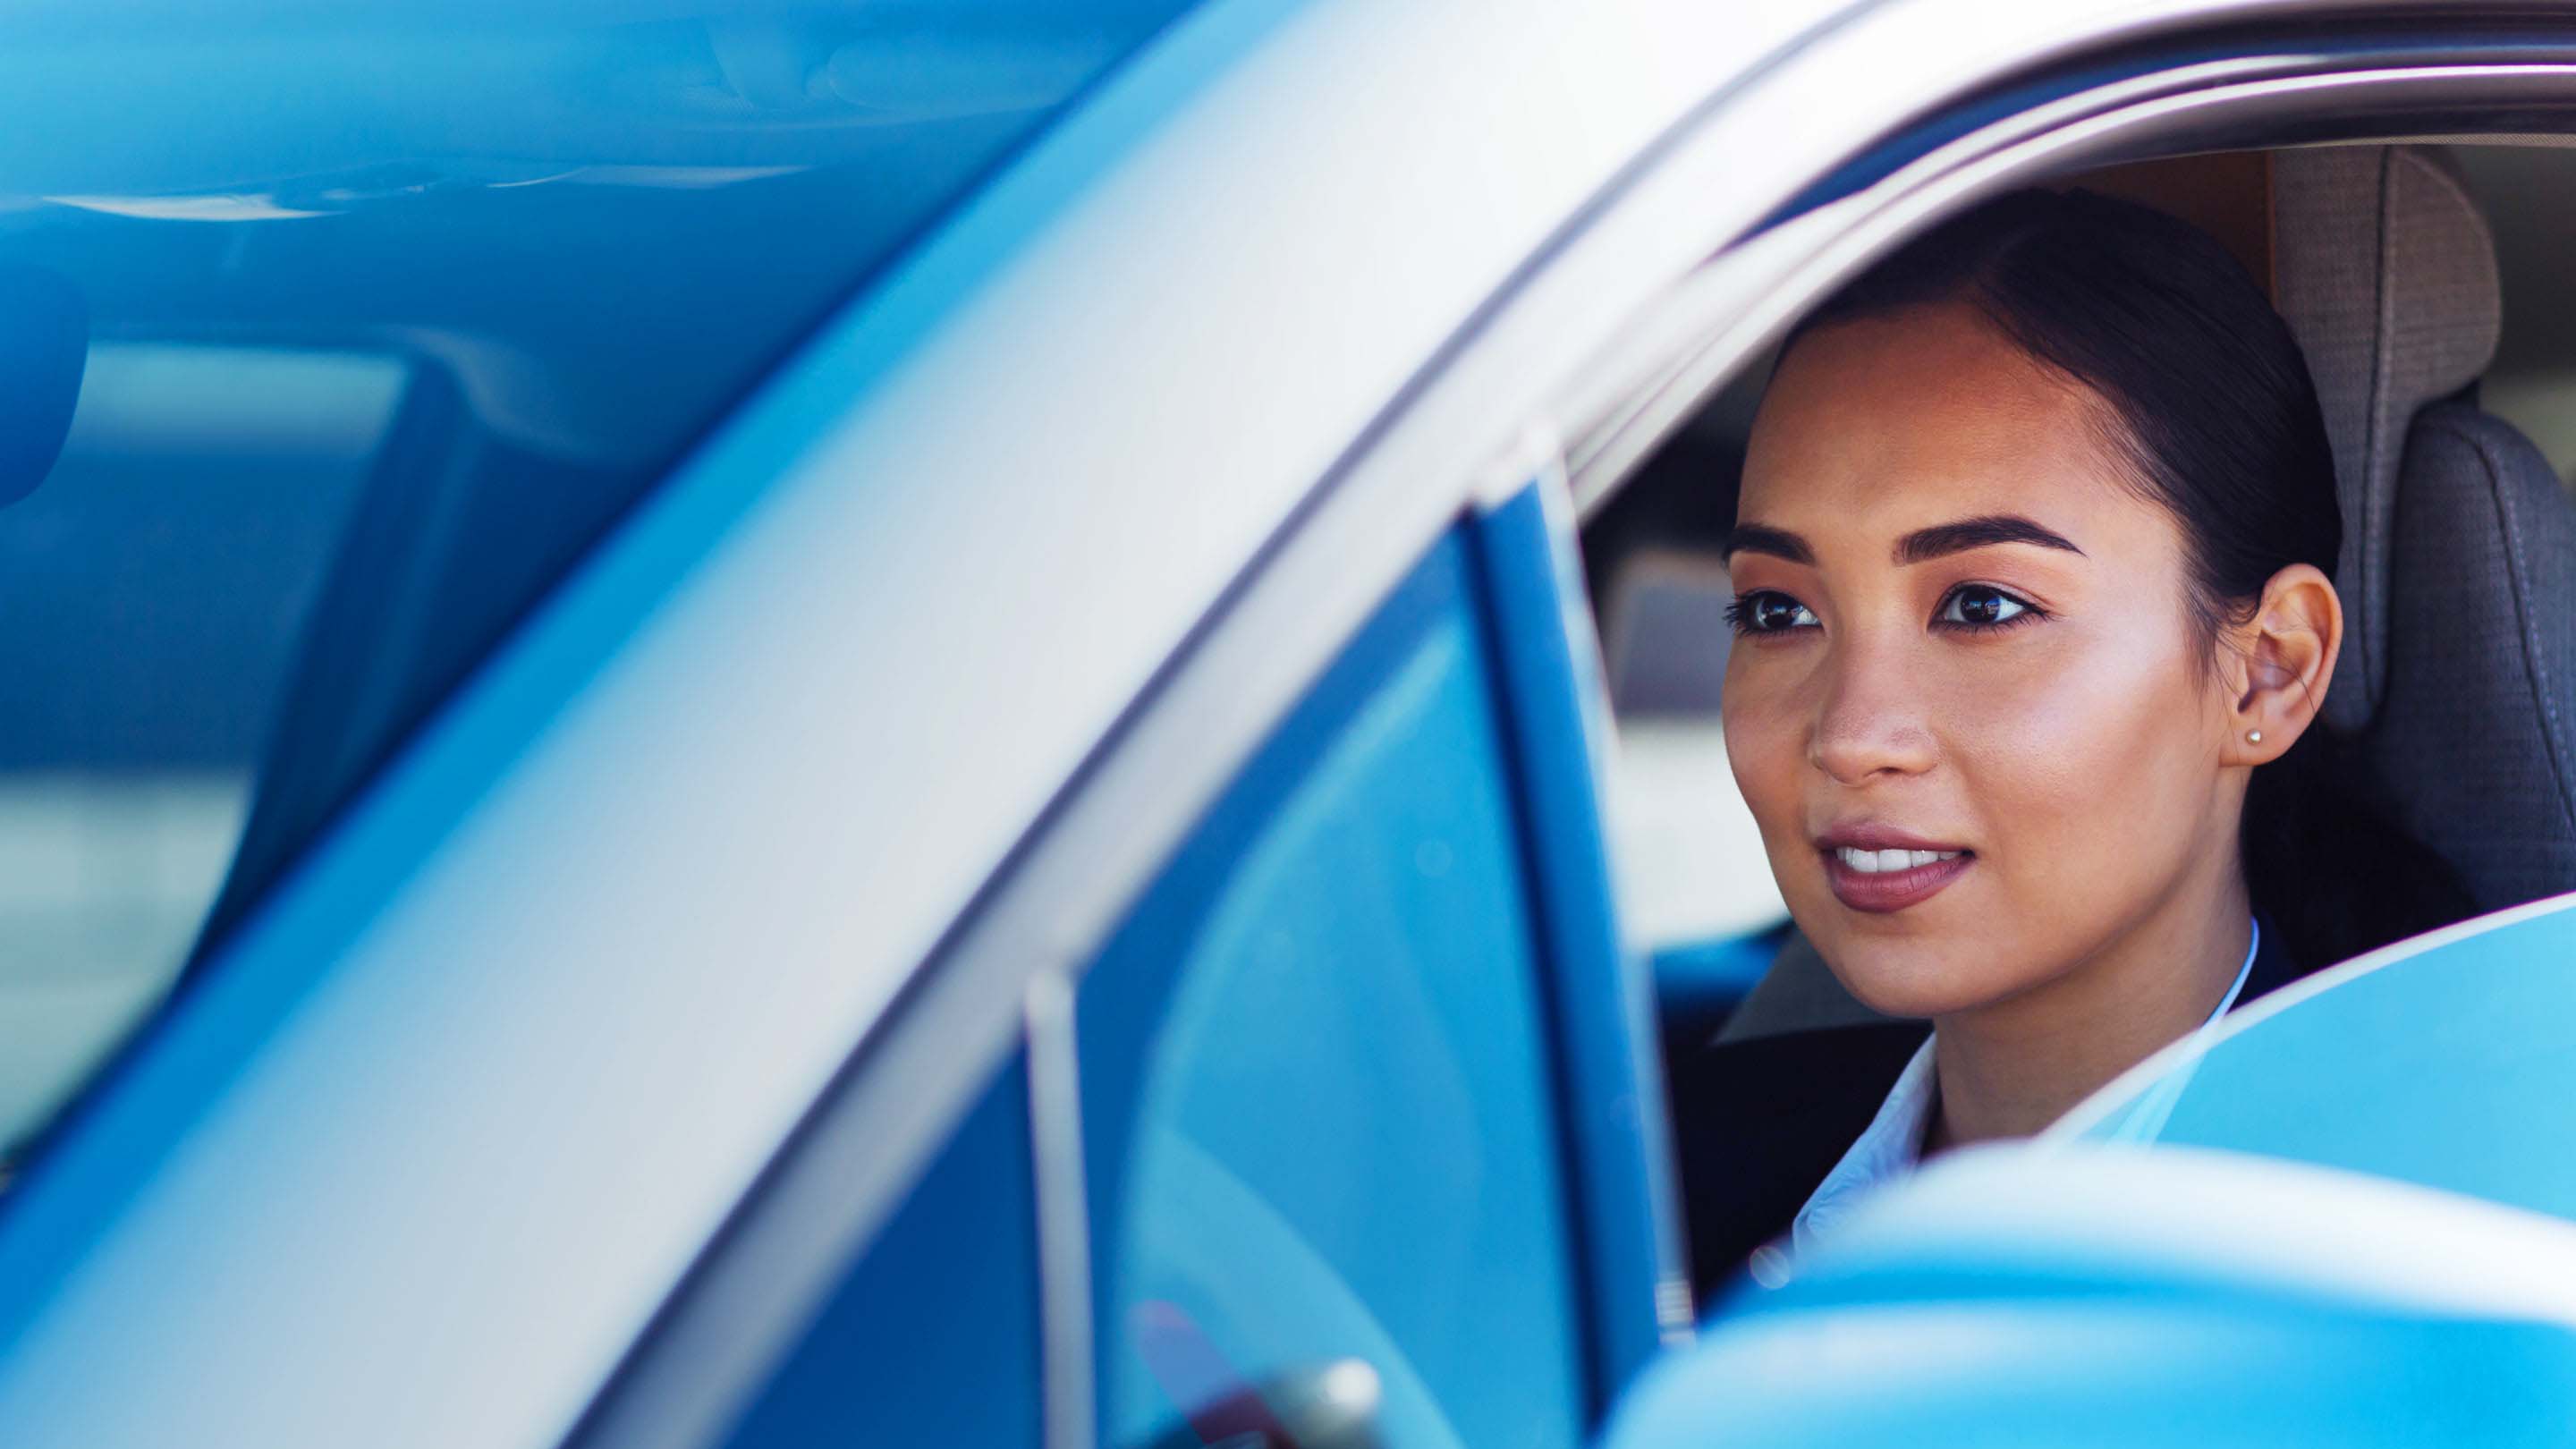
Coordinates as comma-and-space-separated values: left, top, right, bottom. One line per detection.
1720, 664, 1808, 835
1942, 625, 2204, 920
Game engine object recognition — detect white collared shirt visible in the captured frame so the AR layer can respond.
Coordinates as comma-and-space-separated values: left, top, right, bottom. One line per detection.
1780, 918, 2262, 1264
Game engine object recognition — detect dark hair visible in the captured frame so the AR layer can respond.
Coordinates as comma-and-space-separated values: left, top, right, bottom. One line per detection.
1782, 186, 2472, 968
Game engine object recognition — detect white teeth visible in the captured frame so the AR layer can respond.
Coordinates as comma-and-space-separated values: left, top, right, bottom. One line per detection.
1835, 846, 1962, 874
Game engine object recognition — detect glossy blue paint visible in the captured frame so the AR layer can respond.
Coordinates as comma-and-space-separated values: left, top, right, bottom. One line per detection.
1076, 529, 1589, 1449
0, 0, 1293, 1366
716, 1052, 1043, 1449
1472, 482, 1685, 1405
2073, 898, 2576, 1216
1608, 1287, 2576, 1448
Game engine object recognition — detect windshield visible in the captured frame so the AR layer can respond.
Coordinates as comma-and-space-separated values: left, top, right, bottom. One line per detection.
0, 0, 1204, 1167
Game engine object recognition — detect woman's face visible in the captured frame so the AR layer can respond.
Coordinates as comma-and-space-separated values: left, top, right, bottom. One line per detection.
1722, 301, 2245, 1018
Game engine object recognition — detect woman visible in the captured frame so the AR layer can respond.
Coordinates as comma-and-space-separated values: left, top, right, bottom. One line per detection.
1674, 187, 2472, 1295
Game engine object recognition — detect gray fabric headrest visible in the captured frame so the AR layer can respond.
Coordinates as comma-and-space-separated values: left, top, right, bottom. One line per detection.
2272, 147, 2502, 732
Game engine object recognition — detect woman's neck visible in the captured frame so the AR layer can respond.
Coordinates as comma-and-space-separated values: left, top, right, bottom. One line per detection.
1922, 869, 2253, 1156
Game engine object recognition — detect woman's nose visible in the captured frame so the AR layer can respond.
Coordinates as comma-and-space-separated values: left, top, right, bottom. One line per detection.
1809, 643, 1938, 786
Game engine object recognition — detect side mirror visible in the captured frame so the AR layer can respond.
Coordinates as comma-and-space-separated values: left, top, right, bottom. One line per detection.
1605, 1146, 2576, 1446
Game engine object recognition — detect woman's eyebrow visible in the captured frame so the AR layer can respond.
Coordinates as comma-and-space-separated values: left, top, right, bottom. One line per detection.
1894, 513, 2085, 564
1720, 522, 1812, 564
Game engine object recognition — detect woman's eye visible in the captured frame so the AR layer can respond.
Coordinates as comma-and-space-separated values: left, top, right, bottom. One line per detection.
1725, 590, 1819, 635
1936, 584, 2033, 630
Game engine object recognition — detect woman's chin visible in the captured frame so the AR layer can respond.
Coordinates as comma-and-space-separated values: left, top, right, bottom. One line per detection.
1819, 938, 2011, 1020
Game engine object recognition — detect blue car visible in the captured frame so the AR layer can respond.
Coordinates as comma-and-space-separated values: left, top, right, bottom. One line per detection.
4, 2, 2576, 1445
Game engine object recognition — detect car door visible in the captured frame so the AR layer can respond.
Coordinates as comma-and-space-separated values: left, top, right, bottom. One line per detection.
606, 470, 1682, 1449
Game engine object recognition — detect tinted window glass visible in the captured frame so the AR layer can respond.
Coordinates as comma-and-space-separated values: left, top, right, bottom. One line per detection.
0, 0, 1203, 1167
1078, 534, 1589, 1449
0, 346, 397, 1150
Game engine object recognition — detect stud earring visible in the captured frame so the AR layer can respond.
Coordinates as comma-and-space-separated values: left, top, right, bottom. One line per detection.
2246, 729, 2264, 745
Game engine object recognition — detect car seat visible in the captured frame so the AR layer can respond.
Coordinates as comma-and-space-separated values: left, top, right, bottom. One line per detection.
1718, 144, 2576, 1045
2278, 145, 2576, 911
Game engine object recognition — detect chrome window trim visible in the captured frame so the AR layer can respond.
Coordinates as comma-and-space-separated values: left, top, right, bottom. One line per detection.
1025, 971, 1098, 1449
1563, 59, 2576, 513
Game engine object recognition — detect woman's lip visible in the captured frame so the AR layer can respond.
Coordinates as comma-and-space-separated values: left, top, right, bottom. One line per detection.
1822, 849, 1975, 914
1816, 826, 1970, 853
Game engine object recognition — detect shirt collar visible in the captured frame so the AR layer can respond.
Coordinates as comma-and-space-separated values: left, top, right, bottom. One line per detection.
1788, 1032, 1937, 1258
1785, 917, 2262, 1258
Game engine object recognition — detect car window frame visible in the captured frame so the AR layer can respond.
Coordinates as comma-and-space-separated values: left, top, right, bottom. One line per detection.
1066, 503, 1611, 1449
1558, 25, 2576, 510
1556, 24, 2576, 1330
559, 447, 1674, 1449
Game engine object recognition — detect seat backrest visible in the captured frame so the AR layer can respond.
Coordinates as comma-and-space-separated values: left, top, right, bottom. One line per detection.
1718, 146, 2576, 1045
2368, 401, 2576, 910
2274, 145, 2576, 914
2272, 147, 2508, 733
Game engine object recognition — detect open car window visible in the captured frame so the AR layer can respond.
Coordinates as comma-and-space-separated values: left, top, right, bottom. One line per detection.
0, 0, 1207, 1174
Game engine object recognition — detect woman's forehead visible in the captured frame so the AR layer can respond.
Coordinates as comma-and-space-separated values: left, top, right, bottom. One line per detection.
1739, 306, 2158, 551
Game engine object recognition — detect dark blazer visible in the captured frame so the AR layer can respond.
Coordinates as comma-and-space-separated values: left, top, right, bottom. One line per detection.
1669, 922, 2309, 1299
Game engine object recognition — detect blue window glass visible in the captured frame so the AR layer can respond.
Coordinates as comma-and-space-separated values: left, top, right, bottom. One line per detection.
0, 347, 397, 1151
1078, 532, 1589, 1449
2072, 902, 2576, 1218
0, 1, 1205, 1172
719, 1051, 1043, 1449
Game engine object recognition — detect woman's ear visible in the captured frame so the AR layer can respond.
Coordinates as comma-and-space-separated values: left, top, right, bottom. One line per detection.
2225, 563, 2342, 765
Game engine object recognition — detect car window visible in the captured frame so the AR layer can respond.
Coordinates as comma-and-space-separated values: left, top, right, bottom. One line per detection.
1580, 389, 1786, 962
1075, 530, 1590, 1449
0, 346, 400, 1152
716, 1050, 1043, 1449
0, 0, 1207, 1174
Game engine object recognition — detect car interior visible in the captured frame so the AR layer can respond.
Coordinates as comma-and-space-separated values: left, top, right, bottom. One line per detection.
1580, 138, 2576, 1295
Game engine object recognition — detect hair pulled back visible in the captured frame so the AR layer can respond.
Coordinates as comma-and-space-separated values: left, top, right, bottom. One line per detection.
1783, 186, 2470, 967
